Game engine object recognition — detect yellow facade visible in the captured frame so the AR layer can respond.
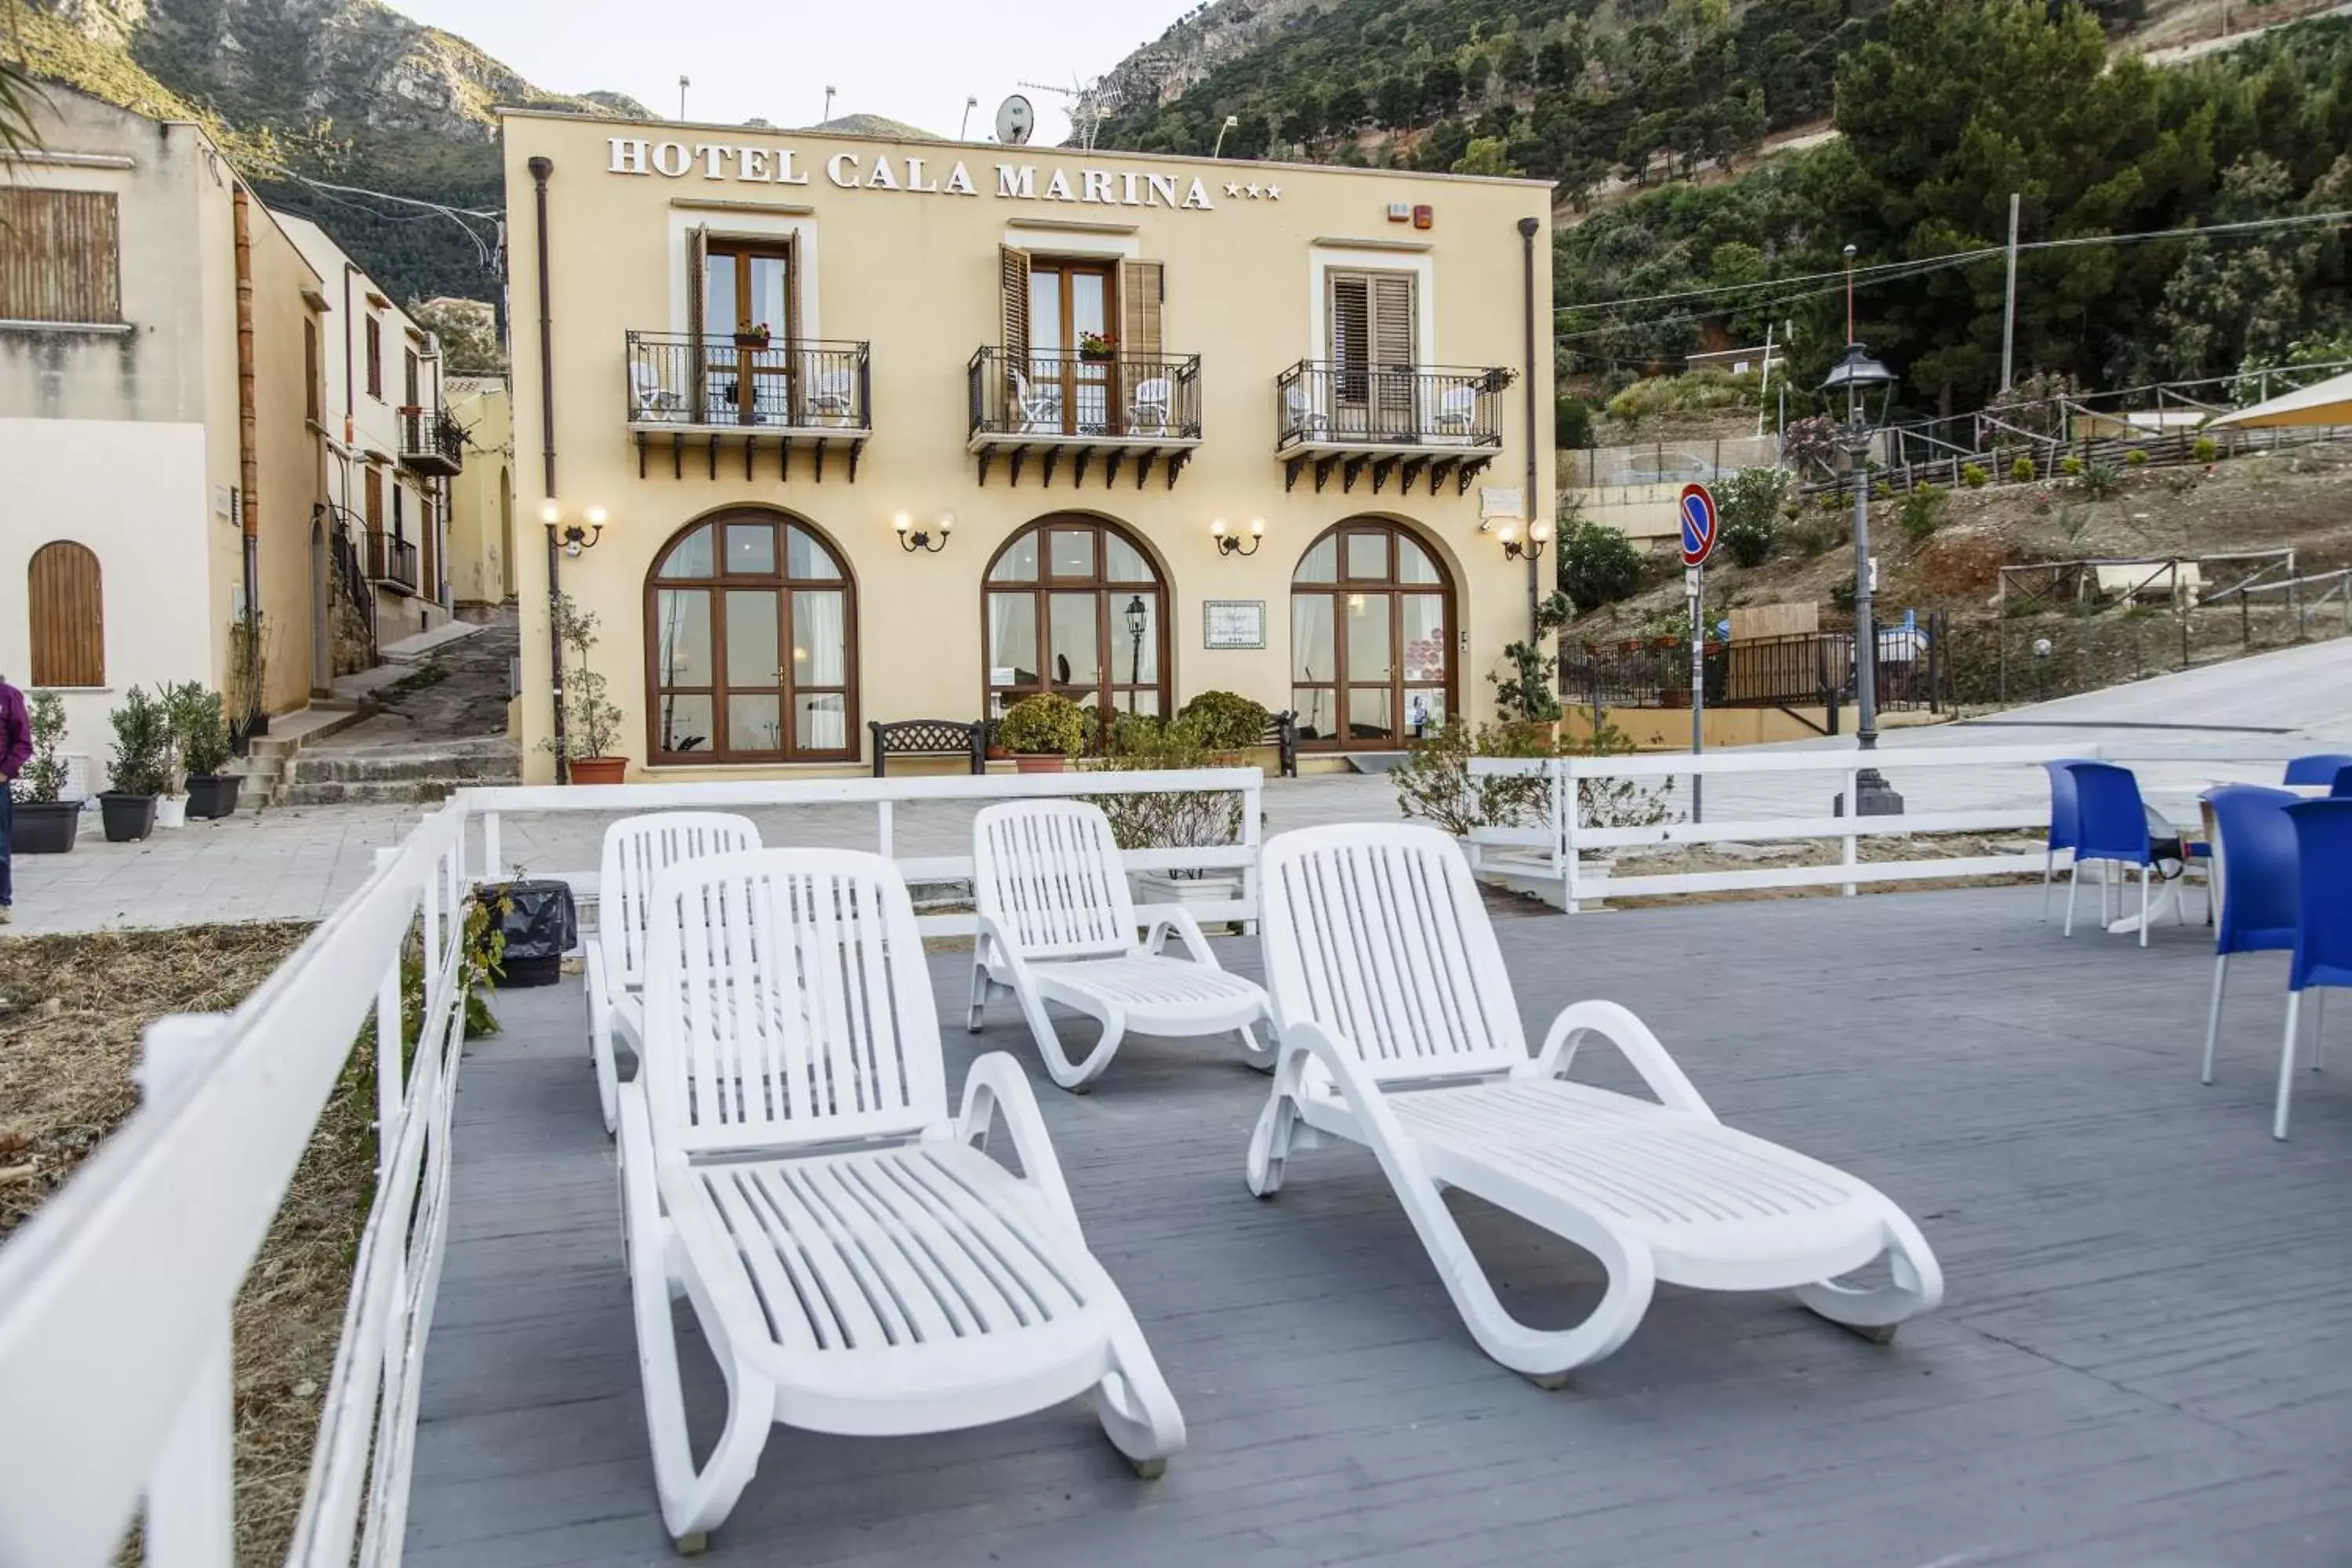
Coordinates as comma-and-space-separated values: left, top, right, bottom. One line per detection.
444, 378, 517, 614
499, 111, 1555, 780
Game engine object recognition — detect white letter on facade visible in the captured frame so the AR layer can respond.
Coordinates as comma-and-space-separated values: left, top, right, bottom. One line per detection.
904, 156, 939, 193
608, 137, 652, 175
1044, 169, 1075, 202
696, 143, 732, 179
775, 149, 811, 185
863, 155, 900, 191
1082, 169, 1116, 204
827, 153, 862, 188
736, 146, 769, 182
1121, 172, 1143, 205
651, 141, 691, 177
996, 165, 1036, 199
945, 161, 978, 195
1182, 177, 1214, 209
1146, 172, 1178, 208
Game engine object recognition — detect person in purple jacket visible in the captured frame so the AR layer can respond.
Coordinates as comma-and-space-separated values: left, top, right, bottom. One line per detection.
0, 674, 31, 923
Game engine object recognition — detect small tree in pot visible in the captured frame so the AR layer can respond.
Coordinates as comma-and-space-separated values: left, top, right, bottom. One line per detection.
11, 689, 82, 854
1087, 712, 1250, 916
541, 592, 630, 784
100, 686, 170, 841
996, 693, 1090, 773
168, 684, 240, 818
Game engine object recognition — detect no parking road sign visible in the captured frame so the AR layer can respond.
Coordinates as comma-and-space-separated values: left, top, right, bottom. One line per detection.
1679, 482, 1719, 568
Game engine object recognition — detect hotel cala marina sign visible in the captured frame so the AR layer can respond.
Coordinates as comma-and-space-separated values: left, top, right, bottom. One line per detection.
607, 137, 1229, 212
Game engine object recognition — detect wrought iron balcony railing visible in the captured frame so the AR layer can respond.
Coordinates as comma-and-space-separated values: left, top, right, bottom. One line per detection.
624, 333, 871, 432
1274, 360, 1509, 451
967, 347, 1203, 444
365, 530, 419, 595
397, 408, 466, 476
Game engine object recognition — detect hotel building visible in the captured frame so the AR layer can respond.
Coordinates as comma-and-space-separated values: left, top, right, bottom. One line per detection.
499, 110, 1555, 778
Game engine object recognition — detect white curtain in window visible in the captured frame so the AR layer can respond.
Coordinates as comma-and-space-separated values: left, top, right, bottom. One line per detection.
793, 590, 846, 748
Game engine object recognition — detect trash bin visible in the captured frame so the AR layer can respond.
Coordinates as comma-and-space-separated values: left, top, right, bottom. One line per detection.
481, 879, 578, 988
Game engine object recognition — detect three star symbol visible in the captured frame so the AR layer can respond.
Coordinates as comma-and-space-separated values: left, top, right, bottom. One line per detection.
1222, 180, 1281, 202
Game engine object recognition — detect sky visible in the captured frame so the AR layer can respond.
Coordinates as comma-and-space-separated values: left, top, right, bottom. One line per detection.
394, 0, 1198, 143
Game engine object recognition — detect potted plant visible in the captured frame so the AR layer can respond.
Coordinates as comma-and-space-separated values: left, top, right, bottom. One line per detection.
170, 683, 241, 818
733, 321, 772, 350
100, 685, 169, 842
997, 693, 1089, 773
1088, 712, 1250, 913
542, 592, 630, 785
11, 689, 82, 854
1078, 330, 1116, 363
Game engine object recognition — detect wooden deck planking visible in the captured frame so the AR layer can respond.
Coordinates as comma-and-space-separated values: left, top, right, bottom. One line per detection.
405, 885, 2352, 1567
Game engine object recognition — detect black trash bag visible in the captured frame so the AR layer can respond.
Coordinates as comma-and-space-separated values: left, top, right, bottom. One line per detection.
483, 879, 577, 988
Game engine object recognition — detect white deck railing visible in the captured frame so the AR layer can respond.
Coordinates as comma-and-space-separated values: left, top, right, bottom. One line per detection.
0, 768, 1260, 1568
1468, 740, 2303, 909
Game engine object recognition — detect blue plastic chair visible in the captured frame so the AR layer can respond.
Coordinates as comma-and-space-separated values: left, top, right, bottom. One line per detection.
2060, 760, 2162, 946
2198, 786, 2301, 1086
2332, 764, 2352, 799
2283, 753, 2352, 786
2041, 758, 2092, 925
2274, 799, 2352, 1139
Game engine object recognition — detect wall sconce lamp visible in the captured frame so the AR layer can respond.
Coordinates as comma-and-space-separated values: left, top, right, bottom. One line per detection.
1210, 515, 1265, 557
543, 500, 606, 557
895, 508, 953, 554
1498, 518, 1552, 564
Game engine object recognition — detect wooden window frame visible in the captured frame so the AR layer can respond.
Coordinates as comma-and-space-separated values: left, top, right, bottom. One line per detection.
0, 188, 121, 325
27, 540, 105, 688
1024, 256, 1119, 437
364, 316, 383, 401
981, 515, 1170, 727
699, 238, 800, 426
644, 509, 858, 765
1290, 521, 1455, 751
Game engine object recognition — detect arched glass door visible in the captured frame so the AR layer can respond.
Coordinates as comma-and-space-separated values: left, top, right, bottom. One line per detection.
646, 510, 855, 762
983, 516, 1167, 723
1290, 521, 1454, 749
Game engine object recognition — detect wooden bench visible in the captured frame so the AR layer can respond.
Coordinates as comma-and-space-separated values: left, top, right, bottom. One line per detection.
1265, 710, 1300, 778
868, 719, 986, 777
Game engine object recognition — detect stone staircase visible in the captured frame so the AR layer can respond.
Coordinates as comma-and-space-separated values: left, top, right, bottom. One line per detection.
281, 736, 521, 805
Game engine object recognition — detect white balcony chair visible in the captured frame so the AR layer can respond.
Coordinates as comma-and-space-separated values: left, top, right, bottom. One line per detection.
808, 366, 858, 426
587, 812, 762, 1134
1283, 379, 1331, 441
969, 799, 1273, 1092
1248, 822, 1944, 1385
1013, 368, 1062, 435
619, 848, 1185, 1552
1127, 376, 1172, 437
1430, 384, 1478, 443
631, 360, 682, 422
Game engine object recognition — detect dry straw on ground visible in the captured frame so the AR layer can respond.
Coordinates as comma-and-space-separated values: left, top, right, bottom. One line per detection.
0, 923, 376, 1566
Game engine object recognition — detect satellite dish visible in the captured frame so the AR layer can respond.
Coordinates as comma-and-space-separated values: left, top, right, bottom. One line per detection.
994, 94, 1035, 146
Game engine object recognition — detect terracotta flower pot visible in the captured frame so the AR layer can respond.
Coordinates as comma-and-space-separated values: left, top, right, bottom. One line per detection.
569, 757, 629, 786
1013, 754, 1067, 774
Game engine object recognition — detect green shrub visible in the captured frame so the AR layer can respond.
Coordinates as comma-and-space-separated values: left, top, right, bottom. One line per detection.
2193, 435, 2220, 463
2060, 455, 2084, 477
1085, 717, 1243, 855
1602, 369, 1755, 426
1555, 392, 1592, 451
2010, 456, 2038, 483
2078, 462, 2122, 500
107, 686, 171, 797
1719, 466, 1787, 568
162, 681, 230, 785
1174, 690, 1269, 751
2125, 448, 2150, 468
998, 692, 1090, 756
1558, 521, 1643, 612
1896, 483, 1946, 543
1961, 462, 1990, 488
1391, 720, 1555, 838
13, 690, 69, 804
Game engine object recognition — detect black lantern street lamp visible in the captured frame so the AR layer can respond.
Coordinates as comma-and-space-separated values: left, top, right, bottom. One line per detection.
1125, 594, 1147, 713
1820, 339, 1904, 815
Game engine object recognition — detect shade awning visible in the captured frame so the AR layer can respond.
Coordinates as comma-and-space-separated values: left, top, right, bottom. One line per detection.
2205, 369, 2352, 430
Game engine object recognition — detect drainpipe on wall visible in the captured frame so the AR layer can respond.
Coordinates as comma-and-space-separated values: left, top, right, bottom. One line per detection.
1518, 216, 1543, 641
530, 155, 568, 782
234, 185, 265, 736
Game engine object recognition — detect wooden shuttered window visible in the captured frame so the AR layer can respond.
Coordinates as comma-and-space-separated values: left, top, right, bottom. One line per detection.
686, 226, 709, 423
365, 316, 383, 399
1327, 270, 1416, 426
27, 541, 105, 688
365, 466, 383, 530
999, 245, 1030, 361
1120, 259, 1164, 427
303, 319, 322, 423
405, 347, 420, 408
0, 189, 122, 325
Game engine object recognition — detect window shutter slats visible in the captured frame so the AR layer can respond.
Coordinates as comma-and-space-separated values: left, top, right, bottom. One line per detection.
1000, 245, 1030, 362
28, 541, 105, 688
1371, 274, 1416, 368
0, 190, 120, 324
1120, 260, 1163, 423
687, 226, 710, 423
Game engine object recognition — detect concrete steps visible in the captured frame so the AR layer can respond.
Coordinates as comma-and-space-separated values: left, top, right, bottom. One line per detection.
228, 705, 374, 811
282, 737, 521, 806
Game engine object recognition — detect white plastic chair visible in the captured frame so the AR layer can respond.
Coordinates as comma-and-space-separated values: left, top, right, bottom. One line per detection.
1013, 368, 1062, 435
631, 360, 681, 421
619, 848, 1185, 1552
808, 366, 857, 426
588, 812, 762, 1134
1430, 384, 1477, 441
1283, 379, 1330, 441
969, 800, 1272, 1092
1127, 376, 1171, 437
1248, 822, 1944, 1385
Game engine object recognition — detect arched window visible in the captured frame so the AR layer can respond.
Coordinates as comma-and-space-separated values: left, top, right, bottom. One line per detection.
1290, 521, 1455, 750
983, 516, 1167, 721
27, 540, 104, 688
646, 510, 855, 762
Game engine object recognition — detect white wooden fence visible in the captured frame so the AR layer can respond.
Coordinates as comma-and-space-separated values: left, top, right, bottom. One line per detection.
0, 767, 1261, 1567
1468, 742, 2300, 910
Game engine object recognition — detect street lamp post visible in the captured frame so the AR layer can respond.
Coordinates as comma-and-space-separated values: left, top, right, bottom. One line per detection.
1820, 340, 1904, 816
1125, 594, 1146, 714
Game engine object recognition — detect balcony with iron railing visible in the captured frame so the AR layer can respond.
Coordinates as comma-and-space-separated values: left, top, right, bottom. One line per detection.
1275, 359, 1511, 496
624, 333, 871, 481
365, 530, 419, 596
967, 347, 1203, 489
397, 407, 466, 477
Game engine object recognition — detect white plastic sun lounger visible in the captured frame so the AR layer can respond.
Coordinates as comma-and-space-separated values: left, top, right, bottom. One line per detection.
587, 812, 761, 1133
1248, 823, 1944, 1385
619, 848, 1185, 1552
969, 799, 1272, 1091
